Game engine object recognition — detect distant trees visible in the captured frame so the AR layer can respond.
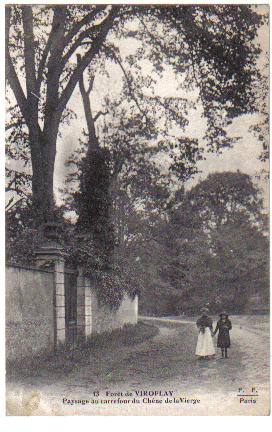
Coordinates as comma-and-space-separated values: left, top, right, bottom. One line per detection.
208, 221, 269, 312
187, 172, 266, 230
139, 172, 269, 315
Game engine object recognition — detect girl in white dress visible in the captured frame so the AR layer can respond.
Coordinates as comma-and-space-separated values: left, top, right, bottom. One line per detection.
195, 308, 215, 359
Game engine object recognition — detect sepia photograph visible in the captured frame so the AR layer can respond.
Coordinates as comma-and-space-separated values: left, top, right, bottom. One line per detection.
5, 1, 270, 416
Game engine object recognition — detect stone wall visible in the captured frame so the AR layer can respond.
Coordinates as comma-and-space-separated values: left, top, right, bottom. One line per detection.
6, 265, 55, 362
76, 273, 138, 341
6, 265, 138, 361
90, 291, 138, 334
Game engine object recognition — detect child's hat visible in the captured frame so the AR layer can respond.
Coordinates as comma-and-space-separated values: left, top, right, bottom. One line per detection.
200, 307, 209, 314
219, 311, 228, 317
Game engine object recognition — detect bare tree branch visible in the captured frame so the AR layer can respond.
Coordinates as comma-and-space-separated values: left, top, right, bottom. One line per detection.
86, 75, 95, 95
61, 23, 101, 67
105, 45, 147, 121
44, 5, 68, 84
5, 197, 15, 210
43, 7, 67, 132
5, 120, 25, 131
93, 110, 108, 122
57, 8, 117, 114
63, 6, 107, 47
22, 5, 39, 126
5, 7, 30, 124
36, 25, 55, 93
77, 55, 99, 150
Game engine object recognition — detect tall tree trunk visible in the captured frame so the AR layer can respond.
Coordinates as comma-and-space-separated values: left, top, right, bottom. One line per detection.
29, 129, 47, 224
30, 116, 60, 224
30, 145, 55, 224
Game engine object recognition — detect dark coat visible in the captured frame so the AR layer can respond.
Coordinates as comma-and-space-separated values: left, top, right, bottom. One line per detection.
214, 319, 232, 348
196, 315, 213, 333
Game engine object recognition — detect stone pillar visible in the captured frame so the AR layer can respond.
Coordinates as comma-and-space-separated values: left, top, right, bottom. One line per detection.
134, 294, 139, 324
54, 257, 66, 346
35, 223, 66, 348
77, 268, 92, 343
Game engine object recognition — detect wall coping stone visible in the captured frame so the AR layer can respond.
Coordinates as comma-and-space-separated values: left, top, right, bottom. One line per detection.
6, 263, 54, 274
6, 263, 78, 276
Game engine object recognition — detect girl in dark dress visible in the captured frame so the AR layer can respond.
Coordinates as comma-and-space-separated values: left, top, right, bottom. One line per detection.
213, 312, 232, 358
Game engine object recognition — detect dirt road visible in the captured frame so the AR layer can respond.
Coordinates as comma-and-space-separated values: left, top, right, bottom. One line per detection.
6, 315, 270, 415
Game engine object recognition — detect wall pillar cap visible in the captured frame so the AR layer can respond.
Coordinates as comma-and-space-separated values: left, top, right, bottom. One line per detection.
35, 221, 65, 268
35, 242, 64, 268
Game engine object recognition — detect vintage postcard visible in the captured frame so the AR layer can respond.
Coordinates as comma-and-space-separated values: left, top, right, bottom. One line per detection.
5, 2, 270, 416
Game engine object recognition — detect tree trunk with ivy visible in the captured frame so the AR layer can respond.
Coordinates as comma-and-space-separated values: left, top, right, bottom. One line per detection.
77, 64, 115, 262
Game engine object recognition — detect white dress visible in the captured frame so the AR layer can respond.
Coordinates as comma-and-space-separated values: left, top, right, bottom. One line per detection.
195, 327, 215, 357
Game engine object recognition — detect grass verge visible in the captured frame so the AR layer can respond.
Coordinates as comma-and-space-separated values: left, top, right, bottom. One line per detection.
6, 321, 159, 380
